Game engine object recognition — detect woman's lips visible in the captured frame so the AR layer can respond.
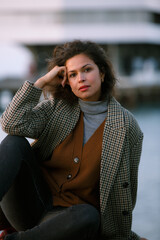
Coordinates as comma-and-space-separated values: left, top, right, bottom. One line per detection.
79, 85, 90, 92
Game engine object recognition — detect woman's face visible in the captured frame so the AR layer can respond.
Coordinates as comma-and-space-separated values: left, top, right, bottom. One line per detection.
65, 53, 104, 101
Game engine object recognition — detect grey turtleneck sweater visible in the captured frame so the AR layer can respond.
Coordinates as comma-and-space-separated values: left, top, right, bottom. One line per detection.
78, 99, 108, 145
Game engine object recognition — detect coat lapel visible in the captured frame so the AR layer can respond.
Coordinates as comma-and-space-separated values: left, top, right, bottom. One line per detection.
100, 98, 126, 215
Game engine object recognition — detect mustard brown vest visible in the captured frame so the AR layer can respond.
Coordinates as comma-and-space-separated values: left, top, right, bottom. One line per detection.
41, 112, 105, 209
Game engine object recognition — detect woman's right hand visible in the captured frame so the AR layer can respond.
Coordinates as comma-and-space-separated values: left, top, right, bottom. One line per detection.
34, 66, 67, 89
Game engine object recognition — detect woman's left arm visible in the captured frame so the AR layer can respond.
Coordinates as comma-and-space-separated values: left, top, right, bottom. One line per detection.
130, 133, 143, 209
130, 130, 148, 240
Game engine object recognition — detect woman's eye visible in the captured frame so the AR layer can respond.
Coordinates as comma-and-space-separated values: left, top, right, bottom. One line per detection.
84, 68, 91, 72
68, 73, 76, 78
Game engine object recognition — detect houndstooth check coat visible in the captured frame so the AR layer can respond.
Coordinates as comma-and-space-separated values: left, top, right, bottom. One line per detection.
0, 81, 143, 240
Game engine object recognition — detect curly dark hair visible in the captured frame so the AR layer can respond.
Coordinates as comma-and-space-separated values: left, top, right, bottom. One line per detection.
47, 40, 116, 103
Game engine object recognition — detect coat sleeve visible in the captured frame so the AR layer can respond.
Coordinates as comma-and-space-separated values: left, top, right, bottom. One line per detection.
124, 109, 143, 210
130, 133, 143, 209
129, 133, 143, 240
125, 111, 143, 240
0, 81, 54, 139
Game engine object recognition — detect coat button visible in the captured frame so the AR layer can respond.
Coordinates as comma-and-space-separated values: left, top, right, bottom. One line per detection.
122, 210, 129, 216
67, 174, 72, 180
74, 157, 79, 163
123, 182, 129, 188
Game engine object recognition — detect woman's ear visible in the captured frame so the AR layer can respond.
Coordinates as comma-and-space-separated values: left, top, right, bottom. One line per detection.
101, 73, 105, 83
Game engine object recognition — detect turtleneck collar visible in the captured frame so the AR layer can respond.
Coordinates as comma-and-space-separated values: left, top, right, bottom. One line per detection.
78, 98, 108, 115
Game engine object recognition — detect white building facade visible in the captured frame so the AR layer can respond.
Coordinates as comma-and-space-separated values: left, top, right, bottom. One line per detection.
0, 0, 160, 86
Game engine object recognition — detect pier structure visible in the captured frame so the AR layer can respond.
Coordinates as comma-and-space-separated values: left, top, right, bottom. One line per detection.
0, 0, 160, 110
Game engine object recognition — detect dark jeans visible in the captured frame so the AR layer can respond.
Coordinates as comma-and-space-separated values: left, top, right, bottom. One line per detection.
0, 135, 100, 240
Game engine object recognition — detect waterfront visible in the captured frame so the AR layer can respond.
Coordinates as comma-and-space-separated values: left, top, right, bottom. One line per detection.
0, 103, 160, 240
131, 103, 160, 240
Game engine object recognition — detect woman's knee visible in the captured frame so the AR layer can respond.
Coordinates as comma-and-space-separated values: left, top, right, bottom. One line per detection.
0, 135, 32, 165
1, 135, 29, 149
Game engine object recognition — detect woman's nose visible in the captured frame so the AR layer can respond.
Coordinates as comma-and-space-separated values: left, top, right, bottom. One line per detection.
78, 72, 85, 82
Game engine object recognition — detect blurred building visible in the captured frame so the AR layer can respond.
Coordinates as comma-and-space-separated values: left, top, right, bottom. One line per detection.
0, 0, 160, 104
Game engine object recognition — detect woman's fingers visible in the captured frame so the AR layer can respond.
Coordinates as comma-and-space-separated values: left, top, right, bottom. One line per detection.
34, 65, 67, 89
45, 66, 66, 85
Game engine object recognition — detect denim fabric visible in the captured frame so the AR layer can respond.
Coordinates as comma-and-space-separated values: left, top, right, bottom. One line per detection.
0, 136, 100, 240
7, 204, 100, 240
0, 135, 53, 231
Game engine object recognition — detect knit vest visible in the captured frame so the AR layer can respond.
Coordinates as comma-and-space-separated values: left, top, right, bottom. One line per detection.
41, 112, 105, 209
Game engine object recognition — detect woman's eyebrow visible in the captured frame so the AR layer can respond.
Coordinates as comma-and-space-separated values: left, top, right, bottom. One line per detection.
68, 64, 92, 73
